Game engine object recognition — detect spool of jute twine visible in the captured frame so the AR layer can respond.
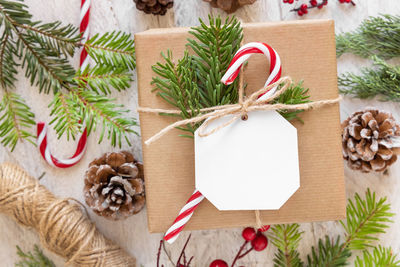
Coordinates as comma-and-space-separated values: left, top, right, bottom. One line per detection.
0, 162, 136, 267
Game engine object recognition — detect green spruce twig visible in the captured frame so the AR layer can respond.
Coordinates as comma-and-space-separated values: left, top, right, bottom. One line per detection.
272, 81, 311, 123
306, 189, 394, 266
336, 14, 400, 59
0, 91, 35, 151
355, 246, 400, 267
0, 0, 138, 150
15, 245, 55, 267
270, 189, 395, 267
338, 56, 400, 101
306, 236, 351, 267
269, 224, 304, 267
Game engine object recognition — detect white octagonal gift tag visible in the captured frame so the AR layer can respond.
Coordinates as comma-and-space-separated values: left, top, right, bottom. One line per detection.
195, 110, 300, 210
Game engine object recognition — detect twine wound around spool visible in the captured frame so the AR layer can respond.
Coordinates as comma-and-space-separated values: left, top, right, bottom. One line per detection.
0, 163, 136, 267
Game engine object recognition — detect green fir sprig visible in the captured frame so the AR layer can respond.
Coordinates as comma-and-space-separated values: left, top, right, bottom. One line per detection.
269, 224, 304, 267
336, 14, 400, 59
338, 56, 400, 101
151, 16, 310, 138
0, 0, 137, 151
270, 189, 395, 267
272, 81, 311, 123
15, 245, 55, 267
355, 246, 400, 267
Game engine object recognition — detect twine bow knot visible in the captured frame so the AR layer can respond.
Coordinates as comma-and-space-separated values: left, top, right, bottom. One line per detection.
138, 76, 341, 145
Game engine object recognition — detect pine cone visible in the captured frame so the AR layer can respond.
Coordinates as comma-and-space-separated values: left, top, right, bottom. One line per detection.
133, 0, 173, 15
342, 109, 400, 173
84, 151, 145, 220
203, 0, 257, 13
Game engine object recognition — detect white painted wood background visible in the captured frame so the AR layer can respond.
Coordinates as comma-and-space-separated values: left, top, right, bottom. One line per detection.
1, 0, 400, 266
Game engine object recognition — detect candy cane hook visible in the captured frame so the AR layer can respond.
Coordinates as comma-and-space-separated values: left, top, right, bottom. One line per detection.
164, 42, 282, 243
36, 0, 91, 168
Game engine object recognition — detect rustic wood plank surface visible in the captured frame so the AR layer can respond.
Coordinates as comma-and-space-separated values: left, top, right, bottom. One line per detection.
1, 0, 400, 266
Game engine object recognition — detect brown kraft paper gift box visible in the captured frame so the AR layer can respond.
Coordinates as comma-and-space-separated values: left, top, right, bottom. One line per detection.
135, 19, 346, 233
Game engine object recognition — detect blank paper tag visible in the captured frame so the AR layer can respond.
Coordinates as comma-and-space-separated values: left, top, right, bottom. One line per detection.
195, 110, 300, 210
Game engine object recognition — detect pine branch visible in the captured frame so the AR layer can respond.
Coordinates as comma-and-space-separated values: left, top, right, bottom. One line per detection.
15, 245, 55, 267
187, 15, 243, 107
21, 21, 80, 57
338, 56, 400, 101
355, 246, 400, 267
341, 189, 394, 251
336, 14, 400, 59
0, 0, 138, 150
152, 16, 243, 137
74, 65, 132, 95
84, 31, 136, 71
50, 89, 138, 147
49, 92, 81, 140
269, 224, 304, 267
0, 91, 35, 151
0, 0, 76, 93
0, 0, 32, 27
152, 50, 202, 137
272, 81, 311, 122
0, 31, 19, 89
304, 189, 393, 266
306, 236, 351, 267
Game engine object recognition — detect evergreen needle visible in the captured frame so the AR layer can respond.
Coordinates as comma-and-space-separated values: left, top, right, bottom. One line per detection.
336, 14, 400, 59
0, 0, 138, 150
338, 56, 400, 101
271, 189, 395, 267
15, 245, 55, 267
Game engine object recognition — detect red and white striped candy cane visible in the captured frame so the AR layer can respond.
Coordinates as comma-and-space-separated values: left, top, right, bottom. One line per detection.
164, 190, 204, 244
80, 0, 91, 69
164, 42, 282, 243
36, 0, 91, 168
37, 123, 88, 168
221, 42, 282, 100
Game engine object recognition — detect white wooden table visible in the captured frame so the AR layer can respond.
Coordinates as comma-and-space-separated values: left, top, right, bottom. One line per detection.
1, 0, 400, 266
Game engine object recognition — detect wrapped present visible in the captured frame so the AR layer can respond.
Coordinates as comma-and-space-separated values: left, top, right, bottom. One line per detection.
135, 19, 345, 233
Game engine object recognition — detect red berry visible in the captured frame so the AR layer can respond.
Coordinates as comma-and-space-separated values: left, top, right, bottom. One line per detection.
317, 4, 324, 8
242, 227, 257, 241
288, 0, 294, 3
310, 0, 318, 6
210, 259, 228, 267
345, 0, 351, 2
297, 10, 303, 16
300, 3, 308, 11
251, 234, 268, 252
283, 0, 288, 3
339, 0, 345, 2
324, 0, 328, 5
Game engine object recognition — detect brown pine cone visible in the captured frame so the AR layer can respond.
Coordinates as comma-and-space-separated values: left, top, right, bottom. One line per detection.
84, 151, 145, 220
342, 109, 400, 173
133, 0, 173, 15
203, 0, 257, 13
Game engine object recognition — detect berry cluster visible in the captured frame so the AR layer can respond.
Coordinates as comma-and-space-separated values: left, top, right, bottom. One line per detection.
209, 226, 270, 267
283, 0, 355, 16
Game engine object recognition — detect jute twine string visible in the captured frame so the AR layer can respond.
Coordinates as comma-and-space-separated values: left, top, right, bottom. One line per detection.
0, 163, 136, 267
138, 76, 341, 145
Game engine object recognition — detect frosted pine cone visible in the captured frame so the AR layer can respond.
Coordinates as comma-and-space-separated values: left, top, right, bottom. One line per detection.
84, 151, 145, 220
133, 0, 173, 15
342, 109, 400, 173
203, 0, 257, 13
